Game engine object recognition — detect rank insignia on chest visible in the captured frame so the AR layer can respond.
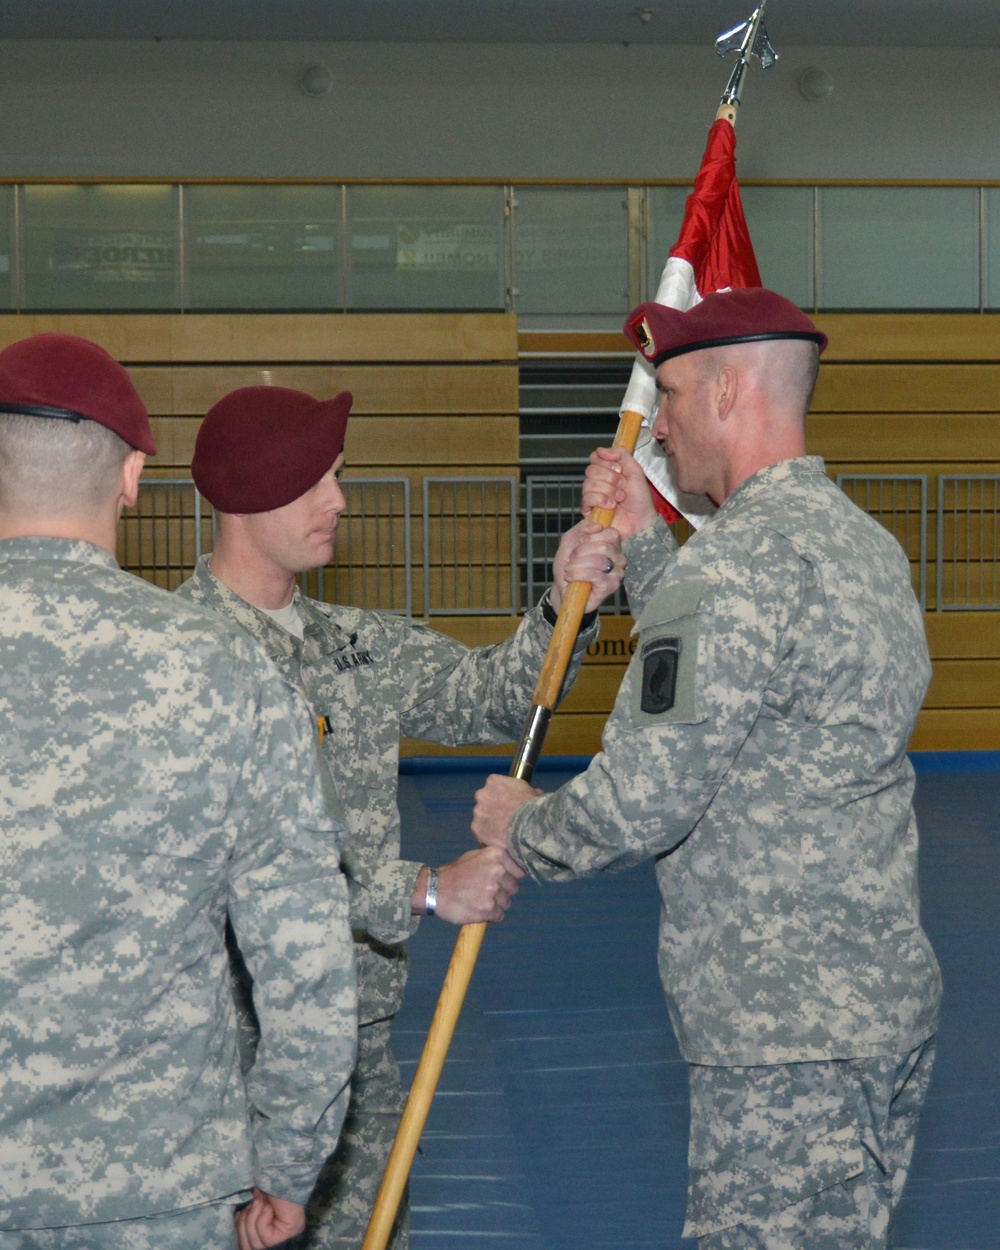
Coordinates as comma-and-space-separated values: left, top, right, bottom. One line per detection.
640, 636, 681, 714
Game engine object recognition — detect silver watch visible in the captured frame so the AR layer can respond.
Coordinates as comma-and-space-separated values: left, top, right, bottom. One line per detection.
424, 866, 439, 916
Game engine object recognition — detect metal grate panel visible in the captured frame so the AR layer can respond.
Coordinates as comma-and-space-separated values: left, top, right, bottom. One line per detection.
837, 474, 928, 610
524, 473, 627, 614
423, 476, 518, 615
305, 477, 412, 614
119, 477, 209, 591
936, 475, 1000, 611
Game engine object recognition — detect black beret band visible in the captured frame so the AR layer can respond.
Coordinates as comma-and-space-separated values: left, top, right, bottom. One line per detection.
0, 402, 84, 422
650, 330, 827, 367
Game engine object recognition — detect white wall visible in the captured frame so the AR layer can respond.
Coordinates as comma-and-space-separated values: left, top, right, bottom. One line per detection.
0, 40, 996, 181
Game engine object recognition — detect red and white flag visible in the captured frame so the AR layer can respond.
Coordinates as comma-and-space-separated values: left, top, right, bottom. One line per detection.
621, 118, 762, 526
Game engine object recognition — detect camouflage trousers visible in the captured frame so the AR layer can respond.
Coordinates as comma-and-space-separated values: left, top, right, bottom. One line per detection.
684, 1035, 936, 1249
288, 1017, 409, 1250
0, 1200, 241, 1249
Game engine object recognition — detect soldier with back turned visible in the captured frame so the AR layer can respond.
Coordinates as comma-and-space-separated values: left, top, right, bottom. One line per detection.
0, 334, 356, 1250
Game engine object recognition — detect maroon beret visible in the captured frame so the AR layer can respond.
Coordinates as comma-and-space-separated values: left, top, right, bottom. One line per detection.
624, 287, 827, 366
192, 385, 352, 514
0, 332, 155, 454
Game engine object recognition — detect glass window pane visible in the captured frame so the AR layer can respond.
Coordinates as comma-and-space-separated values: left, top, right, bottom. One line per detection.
348, 186, 502, 310
741, 186, 814, 308
23, 185, 177, 310
818, 186, 979, 310
186, 185, 342, 310
513, 187, 628, 320
986, 189, 1000, 310
0, 188, 13, 309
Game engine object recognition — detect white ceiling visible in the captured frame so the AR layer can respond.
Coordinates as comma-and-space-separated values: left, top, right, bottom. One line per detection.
0, 0, 998, 47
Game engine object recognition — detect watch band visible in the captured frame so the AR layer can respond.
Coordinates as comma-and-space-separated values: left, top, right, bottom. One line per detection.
424, 866, 439, 917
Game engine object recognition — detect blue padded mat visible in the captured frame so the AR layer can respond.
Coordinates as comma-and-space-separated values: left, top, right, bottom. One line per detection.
393, 757, 999, 1249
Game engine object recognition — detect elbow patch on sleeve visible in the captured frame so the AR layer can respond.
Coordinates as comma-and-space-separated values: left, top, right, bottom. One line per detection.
630, 578, 714, 727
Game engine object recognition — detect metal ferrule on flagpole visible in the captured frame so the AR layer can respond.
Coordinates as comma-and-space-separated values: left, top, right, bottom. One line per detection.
510, 705, 552, 781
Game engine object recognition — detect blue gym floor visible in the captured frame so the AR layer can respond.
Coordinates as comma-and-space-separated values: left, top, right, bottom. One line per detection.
393, 753, 1000, 1250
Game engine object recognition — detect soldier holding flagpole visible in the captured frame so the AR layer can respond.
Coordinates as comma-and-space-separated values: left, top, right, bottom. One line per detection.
472, 287, 942, 1247
369, 6, 938, 1246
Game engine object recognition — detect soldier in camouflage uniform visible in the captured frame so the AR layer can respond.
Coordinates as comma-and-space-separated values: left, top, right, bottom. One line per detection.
176, 384, 625, 1249
0, 335, 357, 1250
472, 289, 942, 1249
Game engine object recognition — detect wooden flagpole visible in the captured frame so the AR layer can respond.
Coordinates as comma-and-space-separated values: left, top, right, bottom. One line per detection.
359, 410, 644, 1250
361, 10, 777, 1246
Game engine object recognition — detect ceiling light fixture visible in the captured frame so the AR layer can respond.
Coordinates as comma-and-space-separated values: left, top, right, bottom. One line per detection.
798, 67, 833, 103
298, 65, 334, 98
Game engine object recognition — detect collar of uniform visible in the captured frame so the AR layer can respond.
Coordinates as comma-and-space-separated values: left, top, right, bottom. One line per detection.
0, 534, 120, 570
712, 455, 827, 523
191, 554, 301, 658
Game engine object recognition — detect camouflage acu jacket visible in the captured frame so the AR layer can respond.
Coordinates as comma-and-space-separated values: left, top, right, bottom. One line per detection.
509, 458, 942, 1065
178, 557, 594, 1025
0, 538, 356, 1228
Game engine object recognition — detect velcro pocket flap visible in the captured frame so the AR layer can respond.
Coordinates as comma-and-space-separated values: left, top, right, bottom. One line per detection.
630, 578, 714, 727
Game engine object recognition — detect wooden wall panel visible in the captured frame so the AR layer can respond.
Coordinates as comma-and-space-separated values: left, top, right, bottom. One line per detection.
814, 314, 1000, 362
810, 416, 1000, 463
0, 312, 518, 363
521, 315, 1000, 366
131, 364, 517, 417
346, 416, 518, 466
0, 314, 175, 360
925, 613, 1000, 658
18, 309, 993, 759
814, 365, 1000, 413
404, 318, 1000, 759
925, 660, 1000, 708
554, 665, 628, 714
910, 710, 1000, 751
147, 415, 520, 472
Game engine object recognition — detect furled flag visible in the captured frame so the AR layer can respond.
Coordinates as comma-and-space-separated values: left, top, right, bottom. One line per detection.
620, 117, 762, 526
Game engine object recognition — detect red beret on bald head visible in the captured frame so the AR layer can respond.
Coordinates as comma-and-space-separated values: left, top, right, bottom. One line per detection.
192, 385, 352, 514
624, 287, 827, 367
0, 332, 155, 454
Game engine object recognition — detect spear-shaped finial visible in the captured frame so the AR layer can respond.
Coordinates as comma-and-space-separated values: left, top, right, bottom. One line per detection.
715, 1, 778, 120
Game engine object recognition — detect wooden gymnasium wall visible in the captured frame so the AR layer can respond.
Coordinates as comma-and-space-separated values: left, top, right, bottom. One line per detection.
506, 313, 1000, 758
0, 308, 520, 613
1, 312, 996, 756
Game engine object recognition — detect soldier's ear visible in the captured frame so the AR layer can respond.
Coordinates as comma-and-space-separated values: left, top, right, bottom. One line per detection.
119, 450, 146, 510
715, 365, 738, 421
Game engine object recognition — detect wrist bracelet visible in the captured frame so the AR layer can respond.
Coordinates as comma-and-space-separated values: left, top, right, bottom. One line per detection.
424, 866, 439, 917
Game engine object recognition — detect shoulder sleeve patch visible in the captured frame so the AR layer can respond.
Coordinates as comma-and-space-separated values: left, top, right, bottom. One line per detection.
640, 635, 681, 714
628, 577, 715, 727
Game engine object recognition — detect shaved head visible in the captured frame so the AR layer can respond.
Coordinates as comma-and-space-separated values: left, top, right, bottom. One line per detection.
0, 412, 132, 521
694, 338, 820, 421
